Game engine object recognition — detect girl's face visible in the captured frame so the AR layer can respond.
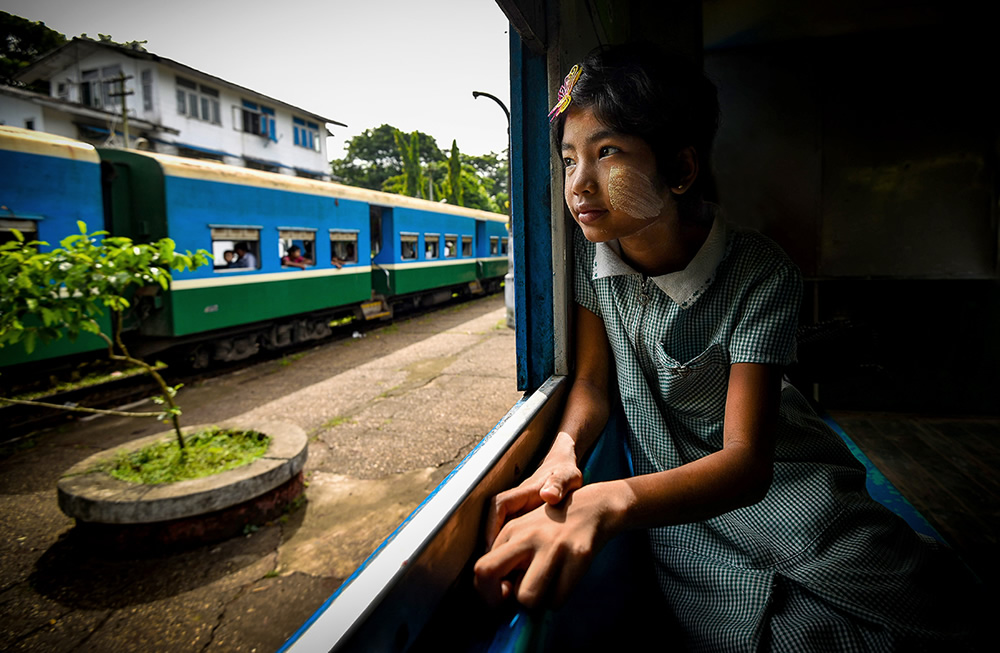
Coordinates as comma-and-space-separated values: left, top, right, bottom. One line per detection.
561, 106, 674, 244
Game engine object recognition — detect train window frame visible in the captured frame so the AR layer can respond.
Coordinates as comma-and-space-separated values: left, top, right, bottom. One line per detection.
500, 237, 509, 256
490, 236, 499, 256
444, 234, 458, 258
0, 218, 39, 246
425, 233, 440, 260
400, 232, 419, 261
462, 235, 473, 257
279, 228, 316, 269
330, 230, 359, 266
210, 225, 261, 272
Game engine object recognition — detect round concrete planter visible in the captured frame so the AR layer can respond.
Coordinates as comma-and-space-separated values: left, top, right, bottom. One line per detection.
57, 419, 307, 548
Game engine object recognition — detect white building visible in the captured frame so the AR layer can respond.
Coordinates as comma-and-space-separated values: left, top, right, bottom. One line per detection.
6, 38, 344, 180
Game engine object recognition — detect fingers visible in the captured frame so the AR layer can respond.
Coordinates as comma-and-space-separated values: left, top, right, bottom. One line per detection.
474, 538, 533, 607
485, 487, 536, 549
539, 466, 583, 505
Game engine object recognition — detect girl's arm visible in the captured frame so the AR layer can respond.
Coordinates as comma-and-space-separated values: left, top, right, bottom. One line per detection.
475, 361, 782, 609
483, 303, 613, 548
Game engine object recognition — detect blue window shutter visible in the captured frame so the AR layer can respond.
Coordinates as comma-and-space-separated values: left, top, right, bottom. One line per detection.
294, 128, 300, 146
269, 118, 276, 141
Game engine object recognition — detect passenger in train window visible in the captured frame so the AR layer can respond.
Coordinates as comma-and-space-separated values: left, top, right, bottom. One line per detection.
231, 242, 257, 269
223, 250, 236, 267
281, 245, 312, 269
475, 43, 977, 650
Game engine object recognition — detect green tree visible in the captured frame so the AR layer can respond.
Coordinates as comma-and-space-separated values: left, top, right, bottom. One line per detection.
446, 140, 465, 206
0, 223, 210, 449
393, 129, 425, 198
463, 149, 510, 215
330, 124, 444, 191
0, 11, 66, 89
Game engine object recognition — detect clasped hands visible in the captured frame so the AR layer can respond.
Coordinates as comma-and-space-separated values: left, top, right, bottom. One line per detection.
473, 443, 621, 610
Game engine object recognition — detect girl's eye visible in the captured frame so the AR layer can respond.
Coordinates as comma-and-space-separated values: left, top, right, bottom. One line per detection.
563, 157, 576, 168
599, 145, 620, 158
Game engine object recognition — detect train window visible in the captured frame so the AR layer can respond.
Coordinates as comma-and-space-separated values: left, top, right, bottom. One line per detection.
490, 236, 499, 255
425, 233, 440, 259
330, 231, 358, 266
500, 237, 509, 256
279, 229, 316, 268
0, 219, 37, 246
444, 235, 457, 258
400, 233, 418, 260
211, 226, 260, 270
462, 235, 473, 257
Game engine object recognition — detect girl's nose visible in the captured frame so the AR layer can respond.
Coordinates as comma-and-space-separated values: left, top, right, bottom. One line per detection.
571, 160, 598, 196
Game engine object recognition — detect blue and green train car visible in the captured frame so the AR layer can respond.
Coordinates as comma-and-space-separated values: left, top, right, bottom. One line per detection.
0, 127, 510, 371
0, 126, 110, 367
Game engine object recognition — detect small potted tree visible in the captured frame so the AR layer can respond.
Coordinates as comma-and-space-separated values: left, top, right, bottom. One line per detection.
0, 223, 307, 547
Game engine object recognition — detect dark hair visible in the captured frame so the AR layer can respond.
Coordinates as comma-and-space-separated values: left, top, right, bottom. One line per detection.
554, 43, 719, 216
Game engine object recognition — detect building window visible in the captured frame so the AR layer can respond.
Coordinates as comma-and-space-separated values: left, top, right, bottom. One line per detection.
24, 119, 34, 130
81, 69, 98, 106
57, 82, 68, 100
444, 235, 457, 258
293, 118, 321, 152
279, 229, 315, 268
490, 236, 499, 255
244, 158, 280, 173
330, 231, 358, 267
141, 69, 153, 111
462, 235, 473, 257
211, 226, 260, 270
0, 219, 38, 246
400, 233, 418, 260
177, 76, 221, 124
237, 100, 276, 141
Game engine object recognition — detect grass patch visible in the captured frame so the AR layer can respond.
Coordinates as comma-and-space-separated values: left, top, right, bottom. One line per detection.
321, 415, 354, 429
103, 426, 270, 485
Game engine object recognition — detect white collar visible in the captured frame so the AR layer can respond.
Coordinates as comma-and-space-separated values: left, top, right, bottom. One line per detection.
592, 207, 728, 308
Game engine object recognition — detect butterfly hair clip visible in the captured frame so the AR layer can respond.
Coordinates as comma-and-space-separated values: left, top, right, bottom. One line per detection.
548, 65, 582, 123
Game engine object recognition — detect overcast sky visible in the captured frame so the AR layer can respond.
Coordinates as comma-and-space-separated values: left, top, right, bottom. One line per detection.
2, 0, 512, 160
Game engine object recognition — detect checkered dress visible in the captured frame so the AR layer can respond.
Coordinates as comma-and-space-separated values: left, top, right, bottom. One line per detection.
573, 221, 973, 651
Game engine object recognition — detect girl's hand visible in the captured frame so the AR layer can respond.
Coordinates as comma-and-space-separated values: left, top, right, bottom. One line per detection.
475, 482, 620, 609
484, 433, 583, 549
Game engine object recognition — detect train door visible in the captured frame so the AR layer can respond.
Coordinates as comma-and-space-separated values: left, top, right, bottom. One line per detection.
366, 204, 395, 313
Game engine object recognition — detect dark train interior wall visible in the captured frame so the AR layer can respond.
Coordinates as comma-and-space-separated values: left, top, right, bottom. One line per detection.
703, 3, 997, 413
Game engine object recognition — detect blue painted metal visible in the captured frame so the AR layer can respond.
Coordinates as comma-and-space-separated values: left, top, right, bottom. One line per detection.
822, 414, 946, 542
160, 176, 371, 279
0, 131, 109, 365
510, 29, 554, 391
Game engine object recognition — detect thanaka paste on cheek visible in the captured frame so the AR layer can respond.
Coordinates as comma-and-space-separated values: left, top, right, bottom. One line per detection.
608, 165, 664, 219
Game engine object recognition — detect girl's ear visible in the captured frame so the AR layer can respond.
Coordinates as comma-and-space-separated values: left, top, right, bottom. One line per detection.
671, 147, 699, 195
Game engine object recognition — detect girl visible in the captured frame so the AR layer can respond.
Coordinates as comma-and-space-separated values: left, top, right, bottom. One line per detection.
474, 43, 975, 651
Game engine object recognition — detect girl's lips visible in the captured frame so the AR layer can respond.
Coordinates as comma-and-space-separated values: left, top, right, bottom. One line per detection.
575, 207, 607, 224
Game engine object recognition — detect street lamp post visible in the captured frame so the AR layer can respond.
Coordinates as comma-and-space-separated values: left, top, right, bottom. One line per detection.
472, 90, 515, 329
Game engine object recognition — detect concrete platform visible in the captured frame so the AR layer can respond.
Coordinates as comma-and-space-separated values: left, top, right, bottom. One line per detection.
0, 295, 521, 652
